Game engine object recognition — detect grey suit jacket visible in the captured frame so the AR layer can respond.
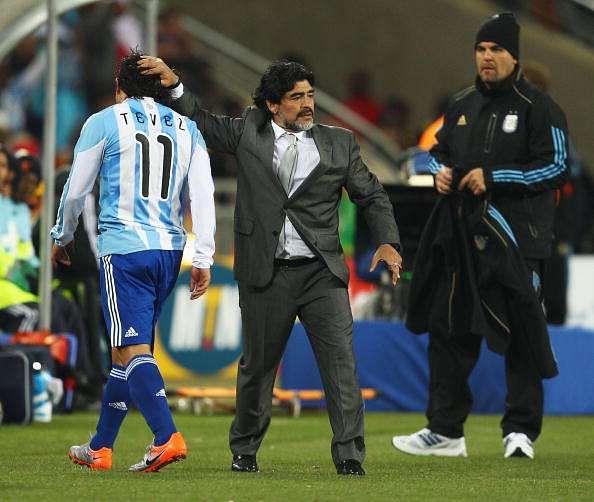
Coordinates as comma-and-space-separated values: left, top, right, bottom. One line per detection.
173, 92, 400, 287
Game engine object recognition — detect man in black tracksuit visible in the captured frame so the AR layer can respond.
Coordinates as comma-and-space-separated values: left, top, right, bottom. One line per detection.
392, 13, 568, 459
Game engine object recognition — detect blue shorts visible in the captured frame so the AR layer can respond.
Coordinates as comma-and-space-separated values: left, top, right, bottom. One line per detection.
99, 250, 183, 348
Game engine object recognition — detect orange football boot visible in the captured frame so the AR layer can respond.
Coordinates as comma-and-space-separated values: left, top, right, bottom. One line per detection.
68, 442, 113, 471
128, 432, 187, 473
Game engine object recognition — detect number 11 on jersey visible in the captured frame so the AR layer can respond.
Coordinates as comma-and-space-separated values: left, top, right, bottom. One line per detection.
135, 132, 173, 200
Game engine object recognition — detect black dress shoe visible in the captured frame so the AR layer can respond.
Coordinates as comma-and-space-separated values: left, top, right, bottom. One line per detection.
231, 454, 259, 472
336, 459, 365, 476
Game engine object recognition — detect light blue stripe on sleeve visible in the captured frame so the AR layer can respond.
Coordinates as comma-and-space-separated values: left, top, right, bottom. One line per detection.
491, 127, 567, 185
552, 127, 559, 165
428, 155, 444, 175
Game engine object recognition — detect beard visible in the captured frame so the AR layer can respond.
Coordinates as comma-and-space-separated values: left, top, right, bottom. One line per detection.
285, 119, 314, 132
280, 109, 315, 132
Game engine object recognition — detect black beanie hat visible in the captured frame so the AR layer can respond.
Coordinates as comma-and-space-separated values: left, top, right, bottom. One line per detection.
475, 13, 520, 60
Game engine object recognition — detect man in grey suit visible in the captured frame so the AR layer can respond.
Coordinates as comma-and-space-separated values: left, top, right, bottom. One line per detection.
139, 57, 402, 475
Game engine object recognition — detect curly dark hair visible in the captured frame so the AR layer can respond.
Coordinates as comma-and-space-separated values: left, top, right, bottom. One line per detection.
116, 48, 172, 104
252, 61, 315, 116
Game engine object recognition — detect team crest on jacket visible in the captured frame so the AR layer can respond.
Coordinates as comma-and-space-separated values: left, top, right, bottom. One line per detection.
502, 113, 518, 133
474, 234, 488, 251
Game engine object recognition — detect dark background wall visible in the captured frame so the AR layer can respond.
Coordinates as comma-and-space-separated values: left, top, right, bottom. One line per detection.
173, 0, 594, 170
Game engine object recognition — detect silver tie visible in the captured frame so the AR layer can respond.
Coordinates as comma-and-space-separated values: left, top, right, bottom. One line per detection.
278, 133, 298, 194
276, 133, 298, 257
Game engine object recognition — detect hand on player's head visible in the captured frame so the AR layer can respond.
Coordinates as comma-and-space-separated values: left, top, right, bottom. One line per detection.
137, 56, 179, 88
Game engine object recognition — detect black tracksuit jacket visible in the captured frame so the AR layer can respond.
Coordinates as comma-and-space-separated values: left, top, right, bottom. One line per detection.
406, 194, 559, 378
427, 67, 569, 259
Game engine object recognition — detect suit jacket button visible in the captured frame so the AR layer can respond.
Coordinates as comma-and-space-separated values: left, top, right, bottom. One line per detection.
272, 230, 279, 236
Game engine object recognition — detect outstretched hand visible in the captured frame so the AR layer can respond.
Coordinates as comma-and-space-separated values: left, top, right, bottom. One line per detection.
137, 56, 179, 88
370, 244, 403, 286
190, 267, 211, 300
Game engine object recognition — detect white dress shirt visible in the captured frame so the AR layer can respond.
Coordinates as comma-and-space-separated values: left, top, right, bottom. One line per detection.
270, 120, 320, 258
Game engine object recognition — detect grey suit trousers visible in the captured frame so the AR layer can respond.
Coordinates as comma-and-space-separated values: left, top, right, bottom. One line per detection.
229, 259, 365, 465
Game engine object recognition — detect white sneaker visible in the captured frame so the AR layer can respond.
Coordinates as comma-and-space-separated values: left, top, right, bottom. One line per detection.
392, 428, 468, 457
503, 432, 534, 459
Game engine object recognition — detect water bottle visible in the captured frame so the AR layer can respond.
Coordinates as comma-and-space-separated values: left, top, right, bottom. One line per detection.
32, 362, 52, 423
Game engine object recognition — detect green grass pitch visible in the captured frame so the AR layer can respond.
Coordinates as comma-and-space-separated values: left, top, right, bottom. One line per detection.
1, 412, 592, 501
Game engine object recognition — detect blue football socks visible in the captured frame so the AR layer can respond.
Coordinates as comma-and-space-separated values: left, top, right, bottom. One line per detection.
126, 355, 177, 446
90, 365, 129, 450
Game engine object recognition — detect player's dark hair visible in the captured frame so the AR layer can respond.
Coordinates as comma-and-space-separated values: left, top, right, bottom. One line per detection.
117, 48, 171, 104
252, 61, 315, 117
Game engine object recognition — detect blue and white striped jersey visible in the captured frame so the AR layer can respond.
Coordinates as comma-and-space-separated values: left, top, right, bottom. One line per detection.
51, 97, 215, 268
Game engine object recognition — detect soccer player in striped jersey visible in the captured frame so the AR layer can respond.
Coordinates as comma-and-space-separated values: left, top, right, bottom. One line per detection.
51, 49, 216, 472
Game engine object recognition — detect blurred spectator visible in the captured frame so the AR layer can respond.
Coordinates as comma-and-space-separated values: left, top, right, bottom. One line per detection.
12, 152, 43, 219
344, 70, 382, 124
7, 132, 41, 158
0, 148, 39, 294
378, 94, 417, 149
0, 146, 41, 331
